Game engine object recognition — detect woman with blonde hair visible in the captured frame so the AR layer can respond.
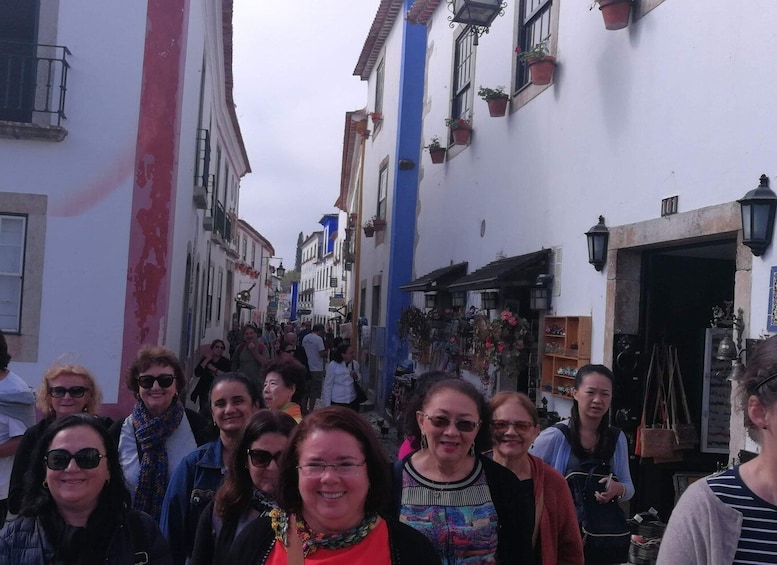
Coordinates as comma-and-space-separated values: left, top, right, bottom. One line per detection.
8, 360, 108, 515
489, 391, 583, 564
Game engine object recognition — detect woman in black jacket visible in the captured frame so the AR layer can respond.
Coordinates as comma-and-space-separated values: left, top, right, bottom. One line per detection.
0, 414, 171, 564
190, 339, 231, 417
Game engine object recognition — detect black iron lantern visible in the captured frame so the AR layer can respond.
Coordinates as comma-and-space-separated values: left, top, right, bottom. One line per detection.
585, 216, 610, 272
530, 274, 554, 311
480, 289, 499, 310
449, 0, 503, 27
424, 291, 438, 309
738, 174, 777, 257
451, 291, 467, 307
276, 262, 286, 278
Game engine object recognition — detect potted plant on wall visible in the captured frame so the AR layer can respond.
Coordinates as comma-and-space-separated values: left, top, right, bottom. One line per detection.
371, 215, 386, 231
426, 136, 446, 164
516, 38, 556, 86
370, 111, 383, 125
445, 117, 472, 145
591, 0, 632, 30
478, 86, 510, 117
363, 220, 375, 238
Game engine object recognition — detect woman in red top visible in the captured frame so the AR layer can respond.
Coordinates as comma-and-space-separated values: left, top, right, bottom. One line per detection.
489, 392, 584, 565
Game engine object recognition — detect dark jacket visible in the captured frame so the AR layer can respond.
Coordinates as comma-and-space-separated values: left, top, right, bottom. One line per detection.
0, 510, 172, 565
8, 415, 114, 515
223, 514, 441, 565
190, 356, 231, 407
390, 453, 535, 564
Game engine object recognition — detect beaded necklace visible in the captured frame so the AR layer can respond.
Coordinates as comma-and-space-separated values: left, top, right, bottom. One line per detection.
270, 508, 379, 556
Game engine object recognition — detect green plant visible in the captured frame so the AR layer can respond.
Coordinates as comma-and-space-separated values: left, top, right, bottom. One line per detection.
472, 309, 530, 384
477, 86, 508, 101
398, 306, 431, 346
426, 136, 443, 150
515, 37, 551, 63
445, 117, 472, 130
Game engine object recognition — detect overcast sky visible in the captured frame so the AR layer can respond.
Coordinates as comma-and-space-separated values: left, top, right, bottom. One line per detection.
232, 1, 381, 267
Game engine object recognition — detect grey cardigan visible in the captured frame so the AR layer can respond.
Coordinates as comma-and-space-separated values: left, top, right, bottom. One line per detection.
656, 474, 742, 565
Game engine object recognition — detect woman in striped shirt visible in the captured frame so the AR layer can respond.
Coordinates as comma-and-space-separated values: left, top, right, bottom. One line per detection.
658, 334, 777, 564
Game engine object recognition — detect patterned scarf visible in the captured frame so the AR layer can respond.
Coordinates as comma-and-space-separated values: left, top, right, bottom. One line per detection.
130, 398, 184, 520
270, 508, 378, 556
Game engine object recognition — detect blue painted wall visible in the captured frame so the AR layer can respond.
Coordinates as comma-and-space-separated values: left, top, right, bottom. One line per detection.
380, 1, 427, 410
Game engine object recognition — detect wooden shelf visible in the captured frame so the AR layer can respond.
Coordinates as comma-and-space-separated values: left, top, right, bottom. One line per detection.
541, 316, 592, 398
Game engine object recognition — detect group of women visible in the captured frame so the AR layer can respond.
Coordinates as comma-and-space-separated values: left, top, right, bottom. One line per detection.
6, 327, 777, 564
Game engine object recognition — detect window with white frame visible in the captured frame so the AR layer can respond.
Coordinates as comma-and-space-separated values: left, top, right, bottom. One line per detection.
515, 0, 553, 90
242, 236, 247, 261
0, 215, 26, 332
377, 165, 388, 219
375, 59, 384, 116
251, 241, 256, 267
451, 28, 474, 136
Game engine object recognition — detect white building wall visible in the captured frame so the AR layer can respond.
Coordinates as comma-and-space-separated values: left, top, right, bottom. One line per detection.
415, 0, 777, 415
358, 18, 404, 326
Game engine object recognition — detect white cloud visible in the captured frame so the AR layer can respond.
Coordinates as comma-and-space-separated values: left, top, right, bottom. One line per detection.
233, 0, 380, 262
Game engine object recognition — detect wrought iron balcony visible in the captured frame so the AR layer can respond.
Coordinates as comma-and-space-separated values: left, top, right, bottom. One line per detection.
0, 41, 70, 125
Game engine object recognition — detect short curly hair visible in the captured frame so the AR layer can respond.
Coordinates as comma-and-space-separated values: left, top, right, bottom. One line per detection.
124, 345, 186, 395
736, 334, 777, 442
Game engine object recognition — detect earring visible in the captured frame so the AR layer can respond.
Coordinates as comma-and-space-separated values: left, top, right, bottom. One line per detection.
42, 481, 49, 489
467, 443, 476, 457
420, 434, 428, 450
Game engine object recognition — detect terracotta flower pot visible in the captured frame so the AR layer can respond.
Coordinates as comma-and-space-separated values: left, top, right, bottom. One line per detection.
429, 147, 446, 164
451, 127, 472, 145
486, 96, 509, 117
598, 0, 632, 30
527, 56, 556, 86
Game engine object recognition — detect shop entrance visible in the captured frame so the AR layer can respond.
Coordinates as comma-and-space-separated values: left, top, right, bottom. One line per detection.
625, 241, 735, 519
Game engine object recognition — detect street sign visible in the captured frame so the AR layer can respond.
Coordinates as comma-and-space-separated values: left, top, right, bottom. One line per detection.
329, 296, 346, 307
297, 308, 312, 315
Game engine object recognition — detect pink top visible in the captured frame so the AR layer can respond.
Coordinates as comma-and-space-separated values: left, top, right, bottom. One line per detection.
397, 437, 415, 460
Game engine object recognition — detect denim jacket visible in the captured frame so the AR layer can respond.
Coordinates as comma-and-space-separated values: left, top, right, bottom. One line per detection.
160, 440, 226, 565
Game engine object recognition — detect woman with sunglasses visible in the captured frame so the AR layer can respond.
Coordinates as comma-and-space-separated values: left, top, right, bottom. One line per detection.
657, 334, 777, 565
161, 372, 261, 565
190, 410, 297, 565
110, 346, 215, 523
0, 413, 172, 564
391, 378, 535, 563
223, 407, 440, 564
190, 339, 231, 417
8, 361, 108, 516
488, 392, 583, 565
262, 357, 305, 423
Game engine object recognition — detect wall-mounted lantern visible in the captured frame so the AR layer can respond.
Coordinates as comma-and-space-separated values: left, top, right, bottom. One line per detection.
585, 216, 610, 272
738, 174, 777, 257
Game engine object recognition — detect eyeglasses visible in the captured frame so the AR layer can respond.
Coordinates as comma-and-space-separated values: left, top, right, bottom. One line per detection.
297, 461, 366, 477
418, 412, 480, 433
491, 419, 537, 433
247, 448, 283, 467
283, 348, 296, 353
137, 374, 175, 389
45, 447, 105, 471
49, 386, 89, 399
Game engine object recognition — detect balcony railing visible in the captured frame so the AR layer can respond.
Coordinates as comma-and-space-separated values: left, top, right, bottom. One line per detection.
0, 41, 70, 126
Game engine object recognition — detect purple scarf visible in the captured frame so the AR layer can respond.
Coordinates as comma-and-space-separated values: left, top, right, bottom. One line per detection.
130, 398, 184, 520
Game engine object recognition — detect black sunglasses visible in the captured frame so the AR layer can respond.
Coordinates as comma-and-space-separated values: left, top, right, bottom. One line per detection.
45, 447, 105, 471
49, 386, 89, 399
137, 374, 175, 389
247, 448, 283, 467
